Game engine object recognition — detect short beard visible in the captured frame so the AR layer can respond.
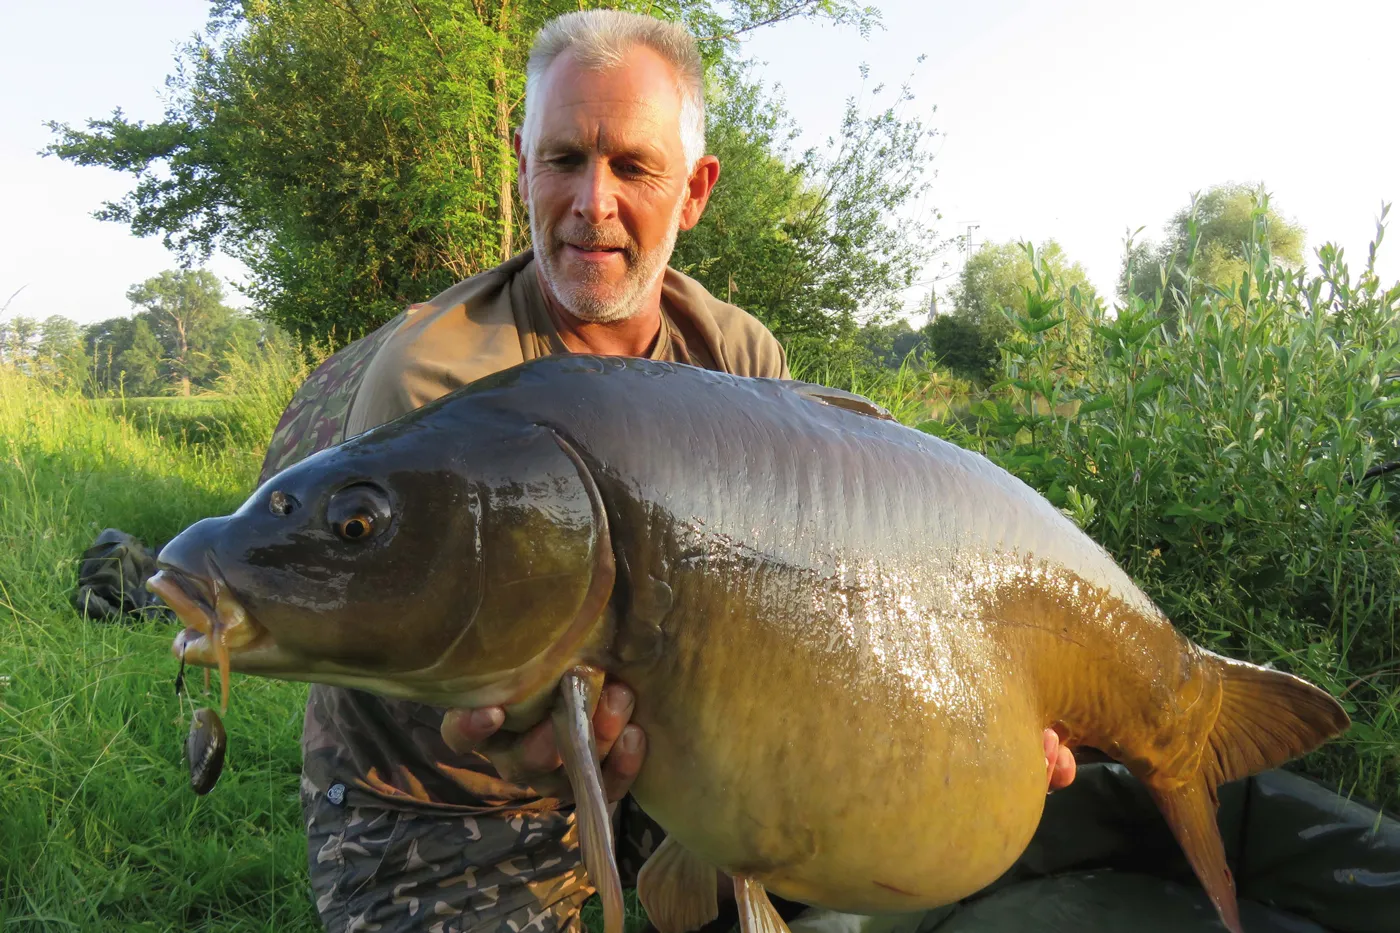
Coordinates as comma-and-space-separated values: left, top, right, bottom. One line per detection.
531, 197, 683, 324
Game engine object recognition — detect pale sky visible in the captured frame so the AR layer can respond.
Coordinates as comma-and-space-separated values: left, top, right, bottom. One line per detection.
2, 0, 1397, 328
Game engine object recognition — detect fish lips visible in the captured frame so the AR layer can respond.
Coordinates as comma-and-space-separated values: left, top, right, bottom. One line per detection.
150, 568, 291, 673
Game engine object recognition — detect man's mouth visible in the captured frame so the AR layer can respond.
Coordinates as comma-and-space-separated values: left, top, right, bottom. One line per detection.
563, 241, 627, 262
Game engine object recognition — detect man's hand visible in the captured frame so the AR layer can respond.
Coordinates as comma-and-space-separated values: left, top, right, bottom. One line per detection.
440, 680, 646, 803
1044, 727, 1076, 792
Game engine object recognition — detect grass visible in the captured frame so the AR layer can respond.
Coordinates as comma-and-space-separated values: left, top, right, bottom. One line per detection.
0, 367, 318, 931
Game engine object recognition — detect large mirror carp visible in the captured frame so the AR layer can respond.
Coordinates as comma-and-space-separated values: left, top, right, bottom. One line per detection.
148, 355, 1349, 933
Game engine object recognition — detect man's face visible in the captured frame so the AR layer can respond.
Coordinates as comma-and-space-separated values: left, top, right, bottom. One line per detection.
518, 45, 717, 323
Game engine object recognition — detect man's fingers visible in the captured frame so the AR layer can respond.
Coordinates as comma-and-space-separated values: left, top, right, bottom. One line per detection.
591, 682, 635, 760
1043, 728, 1077, 793
601, 724, 645, 802
441, 706, 506, 754
437, 681, 644, 804
1049, 744, 1077, 792
518, 717, 564, 775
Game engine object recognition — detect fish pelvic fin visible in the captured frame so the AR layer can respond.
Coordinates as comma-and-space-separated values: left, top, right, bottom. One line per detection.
734, 877, 793, 933
1147, 775, 1243, 933
553, 666, 626, 933
637, 836, 719, 933
1148, 653, 1350, 933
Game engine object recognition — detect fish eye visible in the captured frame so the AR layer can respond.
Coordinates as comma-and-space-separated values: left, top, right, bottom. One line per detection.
326, 483, 392, 543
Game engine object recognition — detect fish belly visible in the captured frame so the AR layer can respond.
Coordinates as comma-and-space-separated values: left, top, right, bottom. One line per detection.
626, 642, 1051, 914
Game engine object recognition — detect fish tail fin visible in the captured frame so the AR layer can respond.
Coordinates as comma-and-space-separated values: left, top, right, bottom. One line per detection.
1148, 655, 1350, 933
1201, 653, 1350, 790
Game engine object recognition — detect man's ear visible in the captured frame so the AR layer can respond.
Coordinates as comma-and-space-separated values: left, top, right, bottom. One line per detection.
514, 129, 529, 202
679, 155, 720, 232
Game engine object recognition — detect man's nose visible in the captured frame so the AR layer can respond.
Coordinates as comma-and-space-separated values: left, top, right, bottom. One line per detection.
572, 161, 619, 224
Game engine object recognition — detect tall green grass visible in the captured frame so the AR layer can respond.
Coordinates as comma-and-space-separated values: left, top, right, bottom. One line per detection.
0, 366, 319, 931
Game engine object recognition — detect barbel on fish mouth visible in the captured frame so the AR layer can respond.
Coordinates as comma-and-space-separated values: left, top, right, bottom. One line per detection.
147, 355, 1349, 933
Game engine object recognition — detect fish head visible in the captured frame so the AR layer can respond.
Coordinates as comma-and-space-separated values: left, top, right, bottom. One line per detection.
151, 409, 615, 709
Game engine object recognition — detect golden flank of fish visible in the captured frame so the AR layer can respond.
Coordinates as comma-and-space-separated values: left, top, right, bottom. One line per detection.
148, 356, 1349, 933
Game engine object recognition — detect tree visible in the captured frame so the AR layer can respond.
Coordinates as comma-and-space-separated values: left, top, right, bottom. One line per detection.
671, 59, 939, 347
858, 318, 926, 368
125, 269, 242, 396
35, 315, 90, 388
116, 319, 163, 397
45, 0, 880, 346
0, 316, 39, 367
926, 239, 1093, 380
1121, 183, 1306, 321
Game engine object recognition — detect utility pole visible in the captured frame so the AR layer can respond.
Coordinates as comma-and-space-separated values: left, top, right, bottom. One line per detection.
963, 223, 980, 270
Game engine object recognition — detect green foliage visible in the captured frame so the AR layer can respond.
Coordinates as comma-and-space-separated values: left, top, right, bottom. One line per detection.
123, 269, 258, 396
79, 268, 272, 398
115, 317, 164, 397
45, 0, 887, 348
672, 58, 938, 346
926, 239, 1094, 381
858, 317, 927, 368
1, 314, 91, 391
939, 199, 1400, 809
1122, 183, 1307, 326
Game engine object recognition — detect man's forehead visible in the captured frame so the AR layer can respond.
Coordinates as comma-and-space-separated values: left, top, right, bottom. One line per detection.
531, 46, 685, 153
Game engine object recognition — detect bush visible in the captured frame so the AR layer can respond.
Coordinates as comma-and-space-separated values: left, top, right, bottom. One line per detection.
930, 201, 1400, 809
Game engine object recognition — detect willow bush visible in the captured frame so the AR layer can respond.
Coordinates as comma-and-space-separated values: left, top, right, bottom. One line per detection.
931, 199, 1400, 809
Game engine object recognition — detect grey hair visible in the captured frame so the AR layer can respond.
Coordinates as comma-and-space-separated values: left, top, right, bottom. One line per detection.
521, 10, 706, 170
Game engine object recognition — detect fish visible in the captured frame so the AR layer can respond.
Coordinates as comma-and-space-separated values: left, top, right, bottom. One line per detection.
147, 355, 1349, 933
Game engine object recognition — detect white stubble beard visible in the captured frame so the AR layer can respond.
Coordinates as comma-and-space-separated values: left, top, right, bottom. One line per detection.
530, 193, 685, 325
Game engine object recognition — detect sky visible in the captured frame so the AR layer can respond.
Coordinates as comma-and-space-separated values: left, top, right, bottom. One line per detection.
2, 0, 1397, 328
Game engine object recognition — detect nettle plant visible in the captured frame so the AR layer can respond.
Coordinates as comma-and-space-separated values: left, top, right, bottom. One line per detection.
933, 197, 1400, 807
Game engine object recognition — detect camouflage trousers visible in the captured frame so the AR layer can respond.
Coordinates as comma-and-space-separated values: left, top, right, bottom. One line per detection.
302, 782, 663, 933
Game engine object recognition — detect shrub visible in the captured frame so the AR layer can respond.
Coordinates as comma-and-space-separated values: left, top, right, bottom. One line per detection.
929, 199, 1400, 808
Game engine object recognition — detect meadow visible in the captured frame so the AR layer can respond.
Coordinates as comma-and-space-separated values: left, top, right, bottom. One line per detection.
1, 218, 1397, 930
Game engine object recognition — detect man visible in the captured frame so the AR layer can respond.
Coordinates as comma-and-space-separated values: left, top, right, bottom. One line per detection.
252, 11, 1075, 932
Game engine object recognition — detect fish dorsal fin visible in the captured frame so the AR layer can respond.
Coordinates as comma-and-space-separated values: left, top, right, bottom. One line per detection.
785, 381, 896, 421
637, 836, 719, 933
552, 666, 625, 933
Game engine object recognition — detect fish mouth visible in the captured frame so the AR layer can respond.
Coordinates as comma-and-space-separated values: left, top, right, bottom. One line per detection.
149, 567, 275, 711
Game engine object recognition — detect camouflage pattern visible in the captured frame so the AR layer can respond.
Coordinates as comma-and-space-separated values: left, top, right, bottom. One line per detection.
301, 781, 664, 933
71, 527, 170, 622
257, 312, 409, 485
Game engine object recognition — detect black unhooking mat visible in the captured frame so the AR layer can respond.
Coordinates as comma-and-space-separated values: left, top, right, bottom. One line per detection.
922, 763, 1400, 932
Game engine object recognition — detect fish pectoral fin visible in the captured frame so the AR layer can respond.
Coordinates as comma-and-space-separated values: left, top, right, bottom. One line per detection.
552, 666, 625, 933
734, 876, 793, 933
783, 381, 895, 422
637, 836, 719, 933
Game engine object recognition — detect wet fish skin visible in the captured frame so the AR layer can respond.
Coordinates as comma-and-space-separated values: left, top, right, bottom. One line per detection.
152, 355, 1349, 933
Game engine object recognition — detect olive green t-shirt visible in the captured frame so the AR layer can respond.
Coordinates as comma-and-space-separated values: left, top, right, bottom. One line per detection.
300, 249, 789, 812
